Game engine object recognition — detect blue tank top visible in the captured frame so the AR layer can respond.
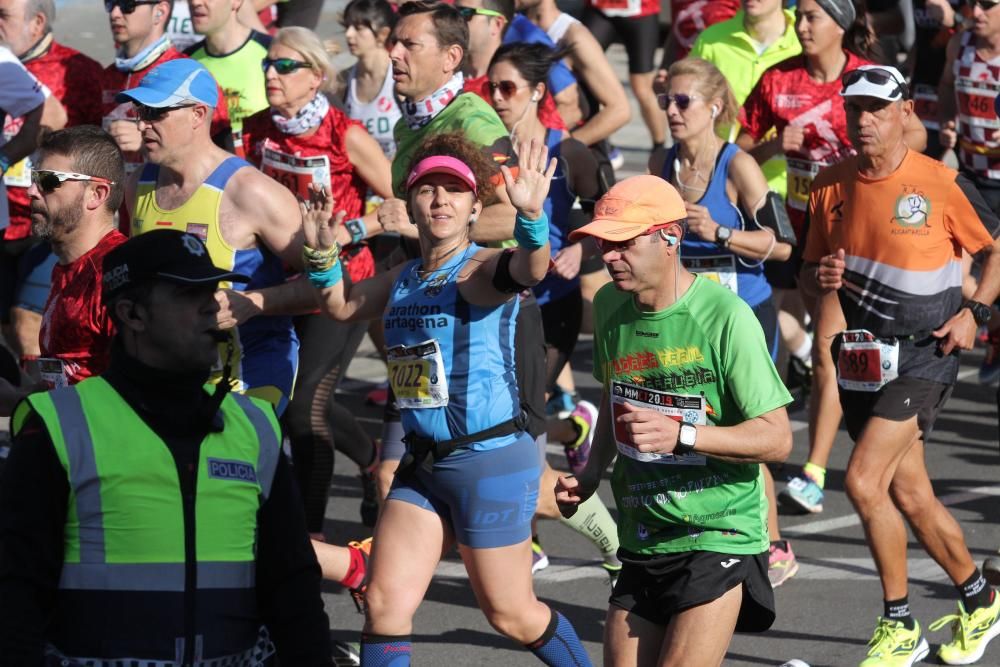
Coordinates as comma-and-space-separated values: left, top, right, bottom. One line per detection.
662, 142, 771, 308
533, 129, 579, 306
384, 244, 521, 450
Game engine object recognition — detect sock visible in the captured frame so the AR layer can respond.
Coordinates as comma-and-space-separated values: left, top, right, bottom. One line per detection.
958, 569, 993, 613
884, 597, 915, 630
770, 539, 788, 552
792, 335, 812, 362
525, 610, 592, 667
558, 493, 620, 566
802, 462, 826, 489
360, 633, 411, 666
339, 544, 367, 590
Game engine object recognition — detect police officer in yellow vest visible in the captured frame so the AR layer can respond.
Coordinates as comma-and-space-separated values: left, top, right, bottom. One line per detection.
0, 229, 333, 665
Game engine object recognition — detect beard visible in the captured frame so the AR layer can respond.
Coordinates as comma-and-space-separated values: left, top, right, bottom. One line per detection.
30, 191, 84, 240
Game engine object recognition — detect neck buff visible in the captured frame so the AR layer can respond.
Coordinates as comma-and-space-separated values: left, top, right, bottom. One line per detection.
814, 0, 856, 31
271, 92, 329, 135
115, 34, 172, 72
20, 32, 53, 63
400, 72, 464, 131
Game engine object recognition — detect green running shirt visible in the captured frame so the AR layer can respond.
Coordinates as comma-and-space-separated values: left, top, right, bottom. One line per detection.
592, 276, 791, 556
186, 30, 271, 135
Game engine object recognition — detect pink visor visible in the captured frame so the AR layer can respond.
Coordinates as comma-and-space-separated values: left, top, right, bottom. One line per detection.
406, 156, 478, 196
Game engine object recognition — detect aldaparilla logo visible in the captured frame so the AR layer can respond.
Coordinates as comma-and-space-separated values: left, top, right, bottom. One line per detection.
892, 192, 930, 229
207, 457, 257, 483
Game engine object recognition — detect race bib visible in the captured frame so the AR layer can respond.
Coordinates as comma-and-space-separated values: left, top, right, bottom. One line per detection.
956, 79, 1000, 129
682, 254, 737, 294
786, 157, 821, 212
261, 147, 330, 200
610, 381, 707, 465
387, 339, 449, 409
591, 0, 641, 17
37, 357, 68, 389
836, 329, 899, 392
913, 84, 940, 130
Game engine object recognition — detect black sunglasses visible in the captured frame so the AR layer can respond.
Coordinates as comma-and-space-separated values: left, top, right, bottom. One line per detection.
841, 68, 908, 99
31, 169, 115, 194
488, 80, 529, 98
261, 58, 313, 75
104, 0, 160, 14
968, 0, 1000, 9
656, 93, 701, 111
133, 103, 196, 122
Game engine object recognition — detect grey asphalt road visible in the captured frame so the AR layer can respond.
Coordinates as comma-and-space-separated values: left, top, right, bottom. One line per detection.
35, 6, 1000, 666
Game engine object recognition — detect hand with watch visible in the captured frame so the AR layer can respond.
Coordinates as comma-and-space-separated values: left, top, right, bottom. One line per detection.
616, 402, 698, 456
932, 298, 993, 356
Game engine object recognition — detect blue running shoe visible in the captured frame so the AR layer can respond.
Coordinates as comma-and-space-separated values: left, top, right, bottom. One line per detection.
779, 474, 824, 514
545, 385, 577, 417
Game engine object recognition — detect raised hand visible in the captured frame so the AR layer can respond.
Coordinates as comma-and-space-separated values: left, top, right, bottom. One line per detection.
501, 137, 557, 220
299, 183, 342, 251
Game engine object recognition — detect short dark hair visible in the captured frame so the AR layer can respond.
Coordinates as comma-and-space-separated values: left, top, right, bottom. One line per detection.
397, 1, 468, 59
37, 126, 125, 213
406, 131, 498, 203
482, 0, 514, 23
341, 0, 397, 35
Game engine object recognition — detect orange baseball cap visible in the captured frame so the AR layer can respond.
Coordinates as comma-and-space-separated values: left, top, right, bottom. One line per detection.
569, 175, 687, 242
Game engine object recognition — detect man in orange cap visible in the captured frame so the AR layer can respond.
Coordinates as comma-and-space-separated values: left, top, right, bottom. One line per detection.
555, 174, 793, 666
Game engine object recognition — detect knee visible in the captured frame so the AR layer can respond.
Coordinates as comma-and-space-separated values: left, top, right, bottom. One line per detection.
364, 582, 417, 634
844, 469, 886, 512
483, 605, 540, 643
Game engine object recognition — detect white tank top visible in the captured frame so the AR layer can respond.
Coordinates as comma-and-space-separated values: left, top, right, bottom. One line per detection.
345, 60, 401, 160
546, 12, 580, 45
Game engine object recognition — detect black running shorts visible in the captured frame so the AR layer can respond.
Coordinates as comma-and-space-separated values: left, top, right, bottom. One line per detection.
609, 549, 776, 632
582, 9, 660, 74
838, 374, 953, 442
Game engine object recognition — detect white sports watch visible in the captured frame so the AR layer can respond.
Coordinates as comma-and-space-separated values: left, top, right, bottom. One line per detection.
675, 421, 697, 455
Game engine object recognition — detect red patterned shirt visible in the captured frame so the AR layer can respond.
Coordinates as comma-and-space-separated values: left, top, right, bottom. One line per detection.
38, 230, 127, 386
3, 39, 104, 240
671, 0, 740, 58
241, 105, 375, 282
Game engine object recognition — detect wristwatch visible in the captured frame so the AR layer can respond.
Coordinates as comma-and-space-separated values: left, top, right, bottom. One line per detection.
961, 299, 992, 327
675, 421, 697, 456
715, 225, 732, 248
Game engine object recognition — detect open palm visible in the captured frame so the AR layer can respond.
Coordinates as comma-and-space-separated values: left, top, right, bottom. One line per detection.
501, 137, 557, 218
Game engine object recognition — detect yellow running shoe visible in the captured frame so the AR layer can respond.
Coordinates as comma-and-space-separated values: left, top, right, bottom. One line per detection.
859, 617, 929, 667
929, 591, 1000, 665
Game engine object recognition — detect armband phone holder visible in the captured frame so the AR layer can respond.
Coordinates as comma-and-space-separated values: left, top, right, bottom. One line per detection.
757, 191, 797, 246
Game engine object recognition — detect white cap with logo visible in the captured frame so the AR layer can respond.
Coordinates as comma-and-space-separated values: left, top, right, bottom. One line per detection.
840, 65, 908, 102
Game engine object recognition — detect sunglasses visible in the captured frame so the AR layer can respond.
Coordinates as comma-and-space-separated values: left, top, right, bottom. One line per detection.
456, 6, 504, 20
488, 80, 530, 98
841, 68, 907, 99
596, 226, 674, 254
968, 0, 1000, 9
104, 0, 159, 13
656, 93, 702, 111
262, 57, 313, 75
133, 103, 196, 122
31, 170, 115, 194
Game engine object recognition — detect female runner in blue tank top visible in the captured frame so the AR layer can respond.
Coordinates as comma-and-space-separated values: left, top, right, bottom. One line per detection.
299, 133, 593, 667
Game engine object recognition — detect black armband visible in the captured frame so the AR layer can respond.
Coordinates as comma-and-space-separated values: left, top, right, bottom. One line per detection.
757, 191, 797, 246
492, 248, 531, 294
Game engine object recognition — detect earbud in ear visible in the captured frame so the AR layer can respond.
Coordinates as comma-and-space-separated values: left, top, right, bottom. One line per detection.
710, 105, 719, 119
155, 9, 163, 18
658, 229, 679, 246
531, 91, 540, 102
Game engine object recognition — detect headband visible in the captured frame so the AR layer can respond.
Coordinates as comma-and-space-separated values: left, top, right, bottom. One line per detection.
814, 0, 856, 31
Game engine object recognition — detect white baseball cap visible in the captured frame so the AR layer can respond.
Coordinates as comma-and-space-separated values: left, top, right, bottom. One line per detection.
840, 65, 908, 102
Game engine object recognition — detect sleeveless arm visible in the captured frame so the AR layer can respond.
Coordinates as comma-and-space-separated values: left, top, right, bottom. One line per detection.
938, 33, 961, 129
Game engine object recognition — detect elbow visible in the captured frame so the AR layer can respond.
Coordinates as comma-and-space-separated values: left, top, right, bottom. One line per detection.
610, 100, 632, 131
771, 426, 793, 463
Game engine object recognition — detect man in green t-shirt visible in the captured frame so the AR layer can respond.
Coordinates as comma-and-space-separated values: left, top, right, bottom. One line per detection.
557, 174, 793, 666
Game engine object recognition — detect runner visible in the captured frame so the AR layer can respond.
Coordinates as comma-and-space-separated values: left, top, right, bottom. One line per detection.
340, 0, 401, 160
738, 0, 923, 517
26, 127, 126, 389
582, 0, 665, 150
488, 41, 623, 581
804, 64, 1000, 666
185, 0, 272, 144
911, 0, 962, 159
558, 174, 792, 666
516, 0, 631, 148
119, 58, 304, 415
665, 0, 740, 61
457, 0, 581, 131
241, 26, 392, 533
653, 57, 799, 589
0, 0, 104, 366
301, 133, 592, 666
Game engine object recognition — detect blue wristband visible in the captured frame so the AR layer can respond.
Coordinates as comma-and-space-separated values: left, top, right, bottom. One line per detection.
344, 217, 366, 245
513, 210, 549, 250
307, 259, 343, 288
0, 152, 9, 176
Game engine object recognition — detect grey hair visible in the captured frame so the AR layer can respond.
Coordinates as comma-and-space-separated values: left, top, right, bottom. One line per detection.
27, 0, 55, 32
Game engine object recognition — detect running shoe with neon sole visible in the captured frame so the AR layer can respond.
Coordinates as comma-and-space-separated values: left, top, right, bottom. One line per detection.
564, 400, 597, 476
779, 474, 825, 514
602, 561, 622, 587
929, 592, 1000, 665
331, 640, 361, 666
768, 540, 799, 588
531, 540, 549, 574
979, 332, 1000, 385
859, 617, 930, 667
347, 537, 373, 613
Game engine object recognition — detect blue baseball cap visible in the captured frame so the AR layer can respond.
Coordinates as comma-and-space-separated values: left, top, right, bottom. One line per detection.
115, 58, 218, 108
